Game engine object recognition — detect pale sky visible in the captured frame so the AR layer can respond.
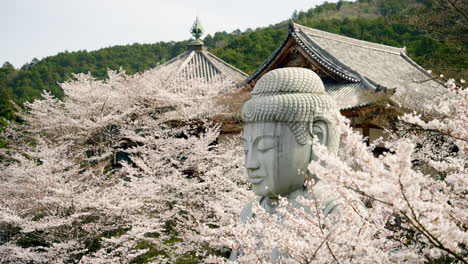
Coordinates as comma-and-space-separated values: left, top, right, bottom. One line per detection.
1, 0, 338, 68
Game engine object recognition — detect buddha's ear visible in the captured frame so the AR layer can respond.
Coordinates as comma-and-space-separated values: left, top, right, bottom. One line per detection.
308, 119, 330, 178
309, 119, 328, 165
311, 120, 329, 146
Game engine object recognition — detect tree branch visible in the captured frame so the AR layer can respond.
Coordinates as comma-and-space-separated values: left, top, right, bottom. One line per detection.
446, 0, 468, 21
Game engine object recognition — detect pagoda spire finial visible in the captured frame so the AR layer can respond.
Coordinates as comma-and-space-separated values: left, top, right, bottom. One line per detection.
190, 17, 204, 40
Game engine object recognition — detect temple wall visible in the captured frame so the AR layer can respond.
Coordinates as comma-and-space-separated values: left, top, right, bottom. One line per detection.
352, 126, 386, 146
369, 128, 387, 144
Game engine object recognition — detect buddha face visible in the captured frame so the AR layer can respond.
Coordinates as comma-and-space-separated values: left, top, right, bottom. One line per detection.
242, 122, 313, 197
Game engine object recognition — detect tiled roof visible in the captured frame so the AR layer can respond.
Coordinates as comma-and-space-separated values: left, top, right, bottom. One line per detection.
294, 23, 448, 107
159, 49, 248, 85
324, 80, 387, 111
247, 22, 449, 111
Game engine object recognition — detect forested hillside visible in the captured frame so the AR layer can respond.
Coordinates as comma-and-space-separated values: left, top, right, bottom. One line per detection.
0, 0, 466, 126
1, 1, 467, 261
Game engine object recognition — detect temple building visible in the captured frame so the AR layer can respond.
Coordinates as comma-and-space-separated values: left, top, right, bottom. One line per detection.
151, 18, 248, 140
243, 22, 448, 143
155, 20, 449, 145
158, 17, 247, 85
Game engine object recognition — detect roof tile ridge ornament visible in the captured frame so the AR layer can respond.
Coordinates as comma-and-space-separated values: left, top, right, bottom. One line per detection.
191, 16, 204, 40
289, 20, 298, 33
188, 17, 205, 50
288, 22, 304, 32
294, 22, 401, 55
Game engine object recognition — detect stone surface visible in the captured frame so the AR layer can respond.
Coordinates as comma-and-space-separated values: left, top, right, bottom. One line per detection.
242, 67, 337, 145
231, 67, 341, 260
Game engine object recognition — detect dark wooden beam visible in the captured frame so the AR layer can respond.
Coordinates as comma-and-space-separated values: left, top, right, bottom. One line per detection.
362, 124, 370, 145
352, 123, 382, 129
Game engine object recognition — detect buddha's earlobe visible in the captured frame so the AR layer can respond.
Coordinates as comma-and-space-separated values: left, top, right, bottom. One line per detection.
309, 120, 329, 163
311, 120, 328, 146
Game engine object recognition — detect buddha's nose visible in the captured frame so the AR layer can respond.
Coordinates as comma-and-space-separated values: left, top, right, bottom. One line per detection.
245, 152, 260, 170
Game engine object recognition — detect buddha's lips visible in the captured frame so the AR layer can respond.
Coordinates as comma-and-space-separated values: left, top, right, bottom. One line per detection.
249, 176, 264, 184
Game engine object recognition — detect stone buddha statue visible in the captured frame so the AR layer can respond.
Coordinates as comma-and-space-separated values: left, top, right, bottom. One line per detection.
230, 67, 341, 260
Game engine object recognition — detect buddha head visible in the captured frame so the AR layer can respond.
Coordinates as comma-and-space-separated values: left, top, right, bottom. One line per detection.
242, 68, 339, 198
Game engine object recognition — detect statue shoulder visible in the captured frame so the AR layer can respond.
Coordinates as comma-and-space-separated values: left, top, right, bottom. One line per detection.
309, 181, 341, 217
311, 181, 367, 223
240, 197, 263, 223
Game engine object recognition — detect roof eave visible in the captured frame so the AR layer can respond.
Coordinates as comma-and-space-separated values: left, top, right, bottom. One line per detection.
245, 33, 294, 85
246, 22, 403, 97
290, 25, 360, 82
203, 51, 249, 78
292, 22, 404, 94
399, 49, 446, 87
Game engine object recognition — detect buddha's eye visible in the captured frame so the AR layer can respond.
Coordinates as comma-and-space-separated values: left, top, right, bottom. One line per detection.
256, 136, 277, 152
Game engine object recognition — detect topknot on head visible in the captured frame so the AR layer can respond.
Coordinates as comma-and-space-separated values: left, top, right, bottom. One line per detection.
243, 67, 336, 124
252, 67, 326, 95
242, 67, 338, 145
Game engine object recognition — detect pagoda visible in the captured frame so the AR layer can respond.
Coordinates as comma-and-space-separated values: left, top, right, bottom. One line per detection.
159, 17, 247, 85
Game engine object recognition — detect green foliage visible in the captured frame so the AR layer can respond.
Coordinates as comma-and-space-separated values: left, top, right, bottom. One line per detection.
0, 0, 465, 126
0, 64, 17, 127
87, 226, 132, 253
130, 240, 167, 264
208, 23, 289, 74
16, 231, 51, 248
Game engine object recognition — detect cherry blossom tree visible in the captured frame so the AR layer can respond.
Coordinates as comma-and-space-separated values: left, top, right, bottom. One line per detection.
208, 80, 467, 263
1, 62, 466, 264
0, 66, 251, 263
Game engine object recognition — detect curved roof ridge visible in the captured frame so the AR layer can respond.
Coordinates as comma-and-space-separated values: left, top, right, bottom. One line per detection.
293, 29, 388, 93
292, 22, 403, 55
155, 51, 190, 69
157, 49, 247, 84
399, 49, 445, 86
293, 30, 360, 82
202, 51, 248, 77
176, 51, 196, 72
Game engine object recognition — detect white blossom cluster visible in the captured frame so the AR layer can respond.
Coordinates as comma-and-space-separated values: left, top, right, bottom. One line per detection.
207, 81, 467, 263
0, 66, 252, 263
0, 67, 466, 263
